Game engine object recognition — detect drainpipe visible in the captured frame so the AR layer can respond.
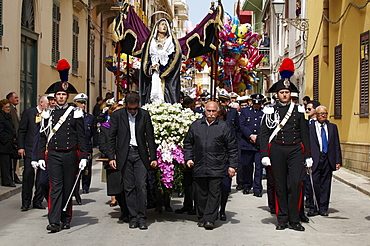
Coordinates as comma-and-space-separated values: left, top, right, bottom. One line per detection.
86, 0, 91, 112
323, 0, 329, 64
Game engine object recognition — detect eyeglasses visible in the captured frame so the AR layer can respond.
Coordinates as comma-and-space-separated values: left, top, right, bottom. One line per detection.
127, 107, 138, 111
306, 108, 312, 111
316, 112, 328, 116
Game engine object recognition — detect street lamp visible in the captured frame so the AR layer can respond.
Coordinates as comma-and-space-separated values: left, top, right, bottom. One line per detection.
272, 0, 309, 32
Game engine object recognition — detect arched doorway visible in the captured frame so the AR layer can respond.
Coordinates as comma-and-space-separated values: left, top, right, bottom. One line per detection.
20, 0, 37, 113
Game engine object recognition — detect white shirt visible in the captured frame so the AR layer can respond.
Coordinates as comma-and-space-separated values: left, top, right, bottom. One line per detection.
315, 121, 328, 152
128, 111, 138, 147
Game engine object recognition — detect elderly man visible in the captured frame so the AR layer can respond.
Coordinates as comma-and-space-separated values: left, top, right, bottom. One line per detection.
307, 106, 342, 217
184, 101, 238, 230
18, 95, 49, 211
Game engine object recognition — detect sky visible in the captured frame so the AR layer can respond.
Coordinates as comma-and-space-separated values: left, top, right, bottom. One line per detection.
186, 0, 236, 25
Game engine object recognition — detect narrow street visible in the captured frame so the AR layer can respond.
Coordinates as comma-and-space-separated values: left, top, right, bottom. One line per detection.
0, 158, 369, 246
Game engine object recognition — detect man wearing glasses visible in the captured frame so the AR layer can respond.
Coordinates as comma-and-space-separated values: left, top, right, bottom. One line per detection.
307, 106, 342, 217
305, 100, 320, 123
108, 91, 157, 230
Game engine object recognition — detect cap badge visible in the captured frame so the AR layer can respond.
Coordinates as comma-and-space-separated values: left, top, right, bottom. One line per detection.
283, 79, 290, 88
62, 82, 69, 91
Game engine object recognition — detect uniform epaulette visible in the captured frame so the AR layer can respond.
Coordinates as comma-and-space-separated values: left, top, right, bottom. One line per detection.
41, 108, 52, 119
263, 105, 274, 114
297, 104, 305, 113
73, 107, 84, 118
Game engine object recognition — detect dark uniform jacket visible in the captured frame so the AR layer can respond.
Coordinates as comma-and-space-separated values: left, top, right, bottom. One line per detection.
184, 117, 238, 178
225, 106, 239, 138
107, 108, 157, 170
239, 106, 263, 151
0, 110, 16, 154
38, 105, 88, 160
309, 120, 342, 172
260, 103, 311, 158
18, 107, 39, 156
83, 112, 94, 153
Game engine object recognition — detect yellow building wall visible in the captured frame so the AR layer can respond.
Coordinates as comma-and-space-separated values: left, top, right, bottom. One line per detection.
306, 0, 370, 176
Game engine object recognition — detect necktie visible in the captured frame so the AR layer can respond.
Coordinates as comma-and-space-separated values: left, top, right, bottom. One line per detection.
310, 119, 315, 124
321, 124, 328, 153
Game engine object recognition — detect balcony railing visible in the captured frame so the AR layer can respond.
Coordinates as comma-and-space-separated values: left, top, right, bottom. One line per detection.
257, 47, 270, 68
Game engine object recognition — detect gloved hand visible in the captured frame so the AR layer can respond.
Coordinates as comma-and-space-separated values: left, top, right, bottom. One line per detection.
38, 160, 46, 170
261, 157, 271, 166
31, 161, 38, 169
305, 157, 313, 168
79, 159, 87, 170
102, 107, 109, 114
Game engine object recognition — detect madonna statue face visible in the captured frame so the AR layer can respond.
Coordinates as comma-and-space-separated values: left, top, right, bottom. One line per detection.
158, 20, 168, 35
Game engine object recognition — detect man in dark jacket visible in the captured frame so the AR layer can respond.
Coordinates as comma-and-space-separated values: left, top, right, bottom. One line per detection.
107, 92, 157, 230
184, 101, 238, 230
18, 95, 49, 211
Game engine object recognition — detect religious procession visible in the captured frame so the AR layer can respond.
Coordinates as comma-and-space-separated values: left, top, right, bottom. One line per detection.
6, 0, 370, 241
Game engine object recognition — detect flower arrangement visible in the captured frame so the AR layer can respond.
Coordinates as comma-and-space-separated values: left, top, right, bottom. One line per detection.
143, 102, 202, 190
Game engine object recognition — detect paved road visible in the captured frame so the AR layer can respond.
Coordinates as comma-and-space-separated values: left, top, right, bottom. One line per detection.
1, 159, 370, 246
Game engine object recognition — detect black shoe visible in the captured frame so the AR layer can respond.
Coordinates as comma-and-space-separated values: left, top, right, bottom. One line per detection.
289, 222, 305, 231
129, 220, 138, 229
62, 222, 70, 230
5, 183, 16, 187
46, 223, 61, 233
119, 214, 129, 223
253, 192, 262, 197
187, 209, 196, 215
243, 189, 250, 195
197, 221, 204, 227
14, 179, 22, 184
33, 204, 46, 209
204, 221, 214, 230
155, 206, 162, 213
165, 206, 173, 212
21, 205, 29, 211
320, 212, 329, 216
175, 207, 191, 214
219, 211, 226, 221
299, 214, 310, 223
236, 184, 243, 190
75, 193, 82, 205
82, 189, 89, 194
307, 211, 319, 217
138, 222, 148, 230
276, 222, 288, 230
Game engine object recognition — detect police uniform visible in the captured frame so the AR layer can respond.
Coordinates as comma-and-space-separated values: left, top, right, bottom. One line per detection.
260, 78, 311, 231
38, 60, 88, 232
194, 92, 209, 115
239, 94, 264, 196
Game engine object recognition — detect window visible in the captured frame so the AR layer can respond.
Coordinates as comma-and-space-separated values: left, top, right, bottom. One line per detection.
360, 31, 369, 118
313, 55, 319, 101
334, 44, 342, 119
52, 0, 60, 65
0, 0, 3, 45
72, 15, 79, 74
90, 33, 95, 78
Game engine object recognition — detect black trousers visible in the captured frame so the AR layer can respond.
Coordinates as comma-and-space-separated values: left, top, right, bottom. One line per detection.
47, 149, 78, 224
309, 153, 332, 213
182, 170, 194, 210
122, 148, 147, 223
270, 142, 304, 224
21, 157, 43, 206
82, 156, 92, 191
266, 166, 275, 211
0, 153, 12, 186
241, 150, 263, 192
194, 177, 222, 224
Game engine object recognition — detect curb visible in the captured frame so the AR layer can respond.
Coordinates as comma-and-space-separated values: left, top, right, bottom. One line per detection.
333, 172, 370, 197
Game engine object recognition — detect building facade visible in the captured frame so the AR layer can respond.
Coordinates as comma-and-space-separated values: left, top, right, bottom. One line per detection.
305, 0, 370, 177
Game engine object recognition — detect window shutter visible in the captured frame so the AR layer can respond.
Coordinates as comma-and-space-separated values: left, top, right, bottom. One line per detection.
360, 31, 369, 118
52, 1, 60, 65
313, 55, 319, 101
72, 16, 79, 74
334, 44, 342, 119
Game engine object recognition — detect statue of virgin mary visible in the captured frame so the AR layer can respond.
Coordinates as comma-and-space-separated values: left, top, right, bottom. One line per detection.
139, 18, 182, 105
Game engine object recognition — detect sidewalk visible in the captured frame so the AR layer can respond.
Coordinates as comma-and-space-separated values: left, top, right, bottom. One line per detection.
1, 156, 369, 202
0, 148, 101, 202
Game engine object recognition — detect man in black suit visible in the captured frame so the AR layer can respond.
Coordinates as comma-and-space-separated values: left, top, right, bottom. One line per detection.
18, 95, 49, 211
307, 106, 342, 217
108, 92, 157, 230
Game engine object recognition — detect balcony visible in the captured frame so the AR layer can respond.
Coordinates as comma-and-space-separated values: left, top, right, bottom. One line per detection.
174, 8, 189, 20
174, 0, 187, 10
256, 47, 270, 71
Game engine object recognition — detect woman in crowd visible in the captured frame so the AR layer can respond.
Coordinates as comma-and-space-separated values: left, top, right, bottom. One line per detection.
0, 99, 17, 187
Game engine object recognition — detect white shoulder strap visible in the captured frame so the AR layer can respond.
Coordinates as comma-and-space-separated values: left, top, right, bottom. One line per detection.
47, 106, 74, 145
268, 103, 295, 143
